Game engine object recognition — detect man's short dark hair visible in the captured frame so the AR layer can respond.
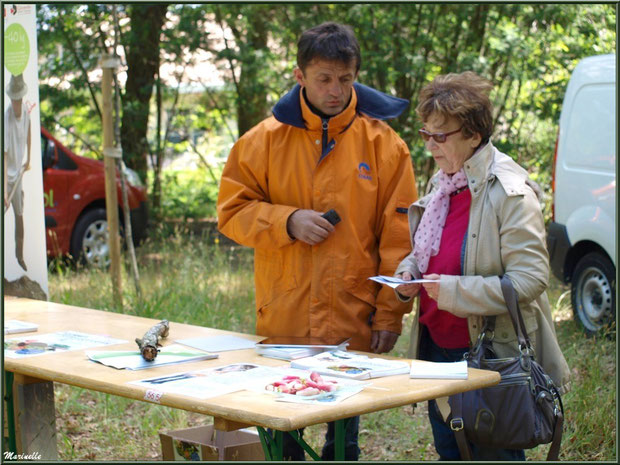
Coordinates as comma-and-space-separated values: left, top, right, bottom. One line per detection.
297, 22, 361, 72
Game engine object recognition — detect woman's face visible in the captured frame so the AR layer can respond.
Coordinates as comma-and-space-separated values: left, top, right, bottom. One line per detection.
422, 113, 481, 174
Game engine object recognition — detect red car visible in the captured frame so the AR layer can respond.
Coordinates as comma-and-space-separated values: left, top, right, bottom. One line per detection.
41, 127, 148, 267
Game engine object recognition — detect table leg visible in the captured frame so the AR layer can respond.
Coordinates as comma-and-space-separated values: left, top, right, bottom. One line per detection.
256, 426, 283, 460
334, 418, 347, 461
256, 426, 324, 461
3, 371, 17, 454
7, 373, 58, 460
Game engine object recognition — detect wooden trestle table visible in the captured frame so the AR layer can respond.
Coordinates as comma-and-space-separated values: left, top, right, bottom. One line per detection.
3, 296, 500, 460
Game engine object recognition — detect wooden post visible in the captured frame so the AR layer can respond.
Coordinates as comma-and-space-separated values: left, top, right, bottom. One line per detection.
100, 54, 123, 308
11, 374, 58, 460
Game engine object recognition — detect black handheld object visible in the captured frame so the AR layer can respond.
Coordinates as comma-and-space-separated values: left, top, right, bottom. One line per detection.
321, 209, 341, 225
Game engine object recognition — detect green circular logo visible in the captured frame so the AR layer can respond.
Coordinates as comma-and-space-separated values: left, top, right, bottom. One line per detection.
4, 23, 30, 75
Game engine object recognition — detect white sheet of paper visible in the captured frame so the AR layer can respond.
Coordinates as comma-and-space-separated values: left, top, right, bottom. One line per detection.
130, 363, 283, 399
176, 335, 258, 352
409, 360, 468, 379
369, 275, 439, 288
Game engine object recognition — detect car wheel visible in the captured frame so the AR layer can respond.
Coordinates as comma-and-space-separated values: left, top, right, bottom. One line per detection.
571, 252, 616, 336
70, 208, 111, 268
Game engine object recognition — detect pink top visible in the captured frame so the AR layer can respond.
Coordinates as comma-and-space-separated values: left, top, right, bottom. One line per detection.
419, 187, 471, 349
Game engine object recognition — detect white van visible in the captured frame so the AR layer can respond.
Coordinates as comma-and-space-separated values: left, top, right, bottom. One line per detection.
547, 54, 616, 335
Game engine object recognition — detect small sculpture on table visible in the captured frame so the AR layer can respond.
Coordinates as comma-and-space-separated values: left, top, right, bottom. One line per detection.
136, 319, 169, 361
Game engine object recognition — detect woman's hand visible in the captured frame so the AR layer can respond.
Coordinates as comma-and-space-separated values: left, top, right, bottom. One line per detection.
422, 273, 441, 300
395, 271, 421, 297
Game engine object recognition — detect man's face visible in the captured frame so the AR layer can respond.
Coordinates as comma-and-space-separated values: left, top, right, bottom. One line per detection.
294, 59, 358, 116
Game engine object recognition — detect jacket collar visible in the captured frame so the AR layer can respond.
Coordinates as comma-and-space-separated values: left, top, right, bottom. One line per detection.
300, 85, 358, 132
416, 141, 495, 208
272, 82, 409, 131
462, 140, 495, 188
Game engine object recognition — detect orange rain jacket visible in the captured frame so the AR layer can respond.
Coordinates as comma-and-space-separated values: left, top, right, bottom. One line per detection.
217, 83, 418, 351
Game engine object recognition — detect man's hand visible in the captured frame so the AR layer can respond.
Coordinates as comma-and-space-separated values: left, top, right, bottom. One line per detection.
395, 271, 421, 297
286, 209, 335, 245
370, 329, 399, 354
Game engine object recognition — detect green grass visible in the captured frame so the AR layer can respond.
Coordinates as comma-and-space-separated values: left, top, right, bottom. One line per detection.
48, 231, 616, 461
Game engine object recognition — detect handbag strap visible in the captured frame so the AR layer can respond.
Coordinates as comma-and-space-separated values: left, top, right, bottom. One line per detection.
448, 392, 473, 461
473, 276, 532, 357
546, 407, 564, 460
499, 275, 533, 352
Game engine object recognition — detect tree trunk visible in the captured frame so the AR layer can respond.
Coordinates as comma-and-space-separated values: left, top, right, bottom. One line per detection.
120, 3, 168, 181
236, 14, 270, 137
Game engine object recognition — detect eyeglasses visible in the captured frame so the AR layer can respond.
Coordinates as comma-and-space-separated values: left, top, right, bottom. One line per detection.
418, 126, 463, 143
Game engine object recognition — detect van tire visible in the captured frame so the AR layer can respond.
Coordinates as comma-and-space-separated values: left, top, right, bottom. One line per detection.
571, 252, 616, 336
70, 208, 110, 268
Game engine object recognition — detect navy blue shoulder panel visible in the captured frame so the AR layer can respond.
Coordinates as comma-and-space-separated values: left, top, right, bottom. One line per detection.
271, 82, 409, 128
272, 84, 305, 128
353, 83, 409, 120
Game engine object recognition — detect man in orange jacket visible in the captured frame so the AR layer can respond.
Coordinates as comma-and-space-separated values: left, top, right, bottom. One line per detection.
217, 22, 417, 460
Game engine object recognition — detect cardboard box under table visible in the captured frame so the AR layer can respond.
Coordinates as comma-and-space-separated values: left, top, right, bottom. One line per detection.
160, 424, 265, 461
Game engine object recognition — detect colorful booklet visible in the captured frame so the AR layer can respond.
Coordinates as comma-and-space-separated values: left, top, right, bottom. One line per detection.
409, 360, 468, 379
86, 344, 219, 370
4, 331, 126, 358
290, 350, 410, 380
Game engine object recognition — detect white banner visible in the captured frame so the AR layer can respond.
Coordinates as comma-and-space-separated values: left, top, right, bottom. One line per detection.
3, 4, 48, 299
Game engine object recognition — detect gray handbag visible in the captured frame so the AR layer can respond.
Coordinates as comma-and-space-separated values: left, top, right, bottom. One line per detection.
448, 276, 564, 460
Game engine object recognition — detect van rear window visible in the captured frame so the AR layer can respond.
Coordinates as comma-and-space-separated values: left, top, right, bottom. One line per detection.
564, 83, 615, 173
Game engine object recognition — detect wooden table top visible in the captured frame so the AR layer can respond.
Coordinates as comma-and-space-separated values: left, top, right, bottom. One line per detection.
3, 296, 500, 431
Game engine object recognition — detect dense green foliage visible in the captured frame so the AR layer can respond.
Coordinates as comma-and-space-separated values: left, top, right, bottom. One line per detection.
48, 235, 616, 461
36, 3, 615, 220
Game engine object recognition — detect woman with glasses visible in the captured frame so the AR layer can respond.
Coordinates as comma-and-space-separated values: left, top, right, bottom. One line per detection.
393, 71, 570, 460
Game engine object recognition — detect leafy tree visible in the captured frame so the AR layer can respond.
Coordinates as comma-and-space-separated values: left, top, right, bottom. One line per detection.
120, 3, 169, 179
37, 3, 615, 221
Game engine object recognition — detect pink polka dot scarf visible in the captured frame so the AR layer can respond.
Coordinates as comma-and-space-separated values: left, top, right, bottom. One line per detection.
412, 168, 469, 273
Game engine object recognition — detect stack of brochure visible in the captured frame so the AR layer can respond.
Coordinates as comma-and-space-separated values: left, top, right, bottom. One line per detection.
255, 345, 325, 361
254, 336, 349, 361
290, 350, 410, 380
4, 320, 38, 334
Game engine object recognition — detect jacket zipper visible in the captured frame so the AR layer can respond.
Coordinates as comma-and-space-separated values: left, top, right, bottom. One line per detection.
318, 118, 336, 165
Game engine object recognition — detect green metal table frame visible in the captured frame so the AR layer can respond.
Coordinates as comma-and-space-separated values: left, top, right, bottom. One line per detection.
256, 418, 350, 461
3, 371, 17, 454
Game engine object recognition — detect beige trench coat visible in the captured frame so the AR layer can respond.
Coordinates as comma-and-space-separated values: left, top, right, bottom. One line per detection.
396, 141, 571, 393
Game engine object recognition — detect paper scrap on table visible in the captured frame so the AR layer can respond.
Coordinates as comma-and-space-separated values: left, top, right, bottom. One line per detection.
176, 335, 258, 352
369, 275, 439, 288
